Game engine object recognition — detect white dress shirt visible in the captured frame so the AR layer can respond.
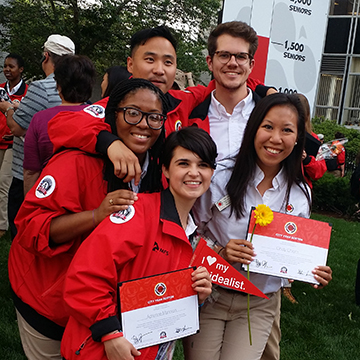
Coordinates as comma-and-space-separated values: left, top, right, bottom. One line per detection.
208, 89, 255, 161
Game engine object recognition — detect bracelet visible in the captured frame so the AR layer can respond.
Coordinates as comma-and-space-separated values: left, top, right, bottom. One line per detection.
92, 209, 96, 229
4, 106, 14, 117
218, 247, 225, 257
101, 331, 123, 342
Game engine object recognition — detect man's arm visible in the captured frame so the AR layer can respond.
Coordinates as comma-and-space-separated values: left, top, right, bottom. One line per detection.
23, 169, 41, 195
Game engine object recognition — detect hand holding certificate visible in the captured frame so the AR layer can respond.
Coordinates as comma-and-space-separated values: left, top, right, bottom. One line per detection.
118, 267, 199, 350
244, 208, 332, 284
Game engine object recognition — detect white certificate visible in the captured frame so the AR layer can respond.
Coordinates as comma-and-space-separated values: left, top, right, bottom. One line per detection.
244, 210, 331, 284
118, 267, 199, 349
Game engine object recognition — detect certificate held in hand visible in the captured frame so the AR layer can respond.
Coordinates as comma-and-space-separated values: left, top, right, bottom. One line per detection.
117, 267, 199, 350
245, 209, 332, 284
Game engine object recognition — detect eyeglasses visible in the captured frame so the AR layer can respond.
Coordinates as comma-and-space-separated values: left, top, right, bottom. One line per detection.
116, 107, 166, 130
214, 51, 252, 65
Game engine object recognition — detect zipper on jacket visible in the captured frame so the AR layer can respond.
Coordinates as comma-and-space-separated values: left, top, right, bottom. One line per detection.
75, 335, 91, 355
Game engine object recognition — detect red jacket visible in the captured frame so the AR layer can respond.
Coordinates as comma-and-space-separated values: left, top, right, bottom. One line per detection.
303, 132, 327, 188
61, 189, 193, 360
48, 78, 266, 153
8, 150, 107, 331
0, 80, 28, 149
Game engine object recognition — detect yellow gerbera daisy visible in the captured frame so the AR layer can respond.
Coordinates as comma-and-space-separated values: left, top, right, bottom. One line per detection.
254, 204, 273, 227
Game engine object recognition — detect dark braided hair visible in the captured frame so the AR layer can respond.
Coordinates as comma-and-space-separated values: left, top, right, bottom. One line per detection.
103, 78, 169, 193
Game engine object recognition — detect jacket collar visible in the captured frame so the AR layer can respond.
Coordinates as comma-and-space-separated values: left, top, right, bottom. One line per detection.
188, 88, 261, 120
165, 92, 182, 114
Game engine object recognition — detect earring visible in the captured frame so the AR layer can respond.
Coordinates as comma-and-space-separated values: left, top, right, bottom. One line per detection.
295, 142, 298, 145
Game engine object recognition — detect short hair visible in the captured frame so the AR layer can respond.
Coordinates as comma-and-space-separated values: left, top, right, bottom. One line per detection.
208, 21, 258, 58
227, 93, 311, 218
104, 78, 169, 193
54, 55, 96, 103
5, 53, 25, 68
102, 66, 131, 98
162, 127, 217, 171
130, 26, 177, 56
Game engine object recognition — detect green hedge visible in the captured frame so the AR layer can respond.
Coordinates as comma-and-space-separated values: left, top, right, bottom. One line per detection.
312, 172, 357, 216
310, 117, 360, 216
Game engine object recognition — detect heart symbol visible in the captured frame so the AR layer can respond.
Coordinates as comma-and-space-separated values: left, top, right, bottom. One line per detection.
207, 256, 217, 266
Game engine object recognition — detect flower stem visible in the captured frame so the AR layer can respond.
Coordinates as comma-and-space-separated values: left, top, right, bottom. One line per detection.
247, 223, 256, 346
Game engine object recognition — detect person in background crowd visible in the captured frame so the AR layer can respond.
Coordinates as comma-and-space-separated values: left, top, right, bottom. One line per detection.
101, 66, 131, 98
61, 126, 215, 360
0, 34, 75, 239
184, 93, 332, 360
326, 131, 346, 178
0, 53, 28, 237
298, 94, 326, 189
23, 55, 96, 194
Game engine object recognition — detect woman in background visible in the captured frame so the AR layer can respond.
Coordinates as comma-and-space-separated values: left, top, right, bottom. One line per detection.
0, 53, 28, 236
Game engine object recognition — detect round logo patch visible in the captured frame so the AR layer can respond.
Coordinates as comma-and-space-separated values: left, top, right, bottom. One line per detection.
284, 222, 297, 235
175, 120, 182, 131
35, 175, 56, 198
154, 282, 167, 297
83, 104, 105, 118
286, 204, 294, 213
110, 205, 135, 224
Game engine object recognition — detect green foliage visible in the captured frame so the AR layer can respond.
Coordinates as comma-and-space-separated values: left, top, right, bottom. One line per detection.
312, 172, 357, 216
0, 0, 221, 81
312, 117, 360, 173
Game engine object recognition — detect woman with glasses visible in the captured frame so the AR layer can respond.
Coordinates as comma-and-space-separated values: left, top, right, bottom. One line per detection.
60, 126, 216, 360
8, 78, 174, 359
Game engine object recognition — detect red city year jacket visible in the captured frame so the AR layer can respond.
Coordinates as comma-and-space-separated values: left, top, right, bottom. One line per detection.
0, 81, 28, 149
8, 150, 107, 329
61, 189, 193, 360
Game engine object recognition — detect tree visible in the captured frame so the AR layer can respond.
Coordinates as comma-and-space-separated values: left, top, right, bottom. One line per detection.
0, 0, 221, 81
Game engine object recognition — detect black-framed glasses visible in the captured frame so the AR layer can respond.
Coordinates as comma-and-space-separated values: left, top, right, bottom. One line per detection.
214, 51, 252, 65
116, 107, 166, 130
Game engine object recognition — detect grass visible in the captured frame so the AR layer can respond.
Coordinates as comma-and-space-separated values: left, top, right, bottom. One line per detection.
1, 213, 360, 359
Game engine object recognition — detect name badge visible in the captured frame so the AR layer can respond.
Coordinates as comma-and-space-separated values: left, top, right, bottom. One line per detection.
215, 195, 231, 212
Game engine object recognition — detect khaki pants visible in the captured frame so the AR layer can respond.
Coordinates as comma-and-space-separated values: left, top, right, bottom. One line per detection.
0, 148, 12, 230
16, 309, 62, 360
183, 287, 281, 360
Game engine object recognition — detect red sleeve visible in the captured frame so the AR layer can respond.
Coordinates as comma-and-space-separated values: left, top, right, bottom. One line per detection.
15, 150, 106, 258
247, 77, 264, 90
48, 98, 110, 154
304, 155, 327, 181
64, 213, 142, 328
337, 148, 345, 165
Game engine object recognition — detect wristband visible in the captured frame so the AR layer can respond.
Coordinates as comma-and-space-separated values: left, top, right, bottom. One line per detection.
101, 331, 123, 342
4, 106, 14, 117
92, 209, 96, 229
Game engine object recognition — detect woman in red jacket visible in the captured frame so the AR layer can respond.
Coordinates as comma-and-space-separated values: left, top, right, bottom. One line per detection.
61, 126, 216, 360
8, 78, 185, 359
0, 53, 28, 236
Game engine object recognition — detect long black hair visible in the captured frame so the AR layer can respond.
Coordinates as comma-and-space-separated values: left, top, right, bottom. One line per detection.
227, 93, 311, 218
103, 78, 169, 193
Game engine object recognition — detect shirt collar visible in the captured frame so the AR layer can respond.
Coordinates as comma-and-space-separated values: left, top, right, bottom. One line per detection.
253, 164, 286, 191
210, 88, 253, 120
185, 214, 197, 238
6, 79, 23, 96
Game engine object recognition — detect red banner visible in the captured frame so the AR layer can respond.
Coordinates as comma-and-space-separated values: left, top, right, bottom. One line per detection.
190, 238, 268, 299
